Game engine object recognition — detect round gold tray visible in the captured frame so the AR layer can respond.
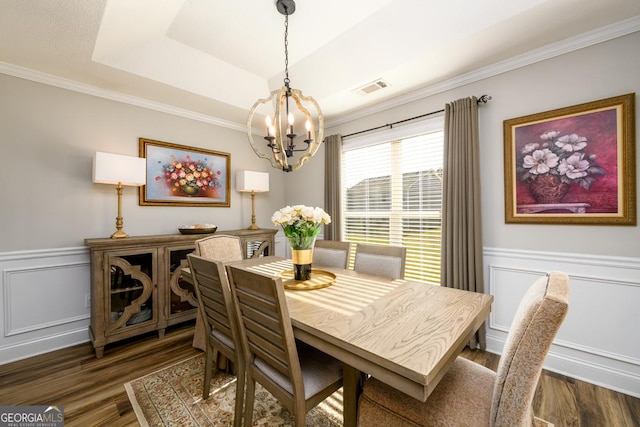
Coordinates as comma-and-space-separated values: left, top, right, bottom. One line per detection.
278, 269, 336, 290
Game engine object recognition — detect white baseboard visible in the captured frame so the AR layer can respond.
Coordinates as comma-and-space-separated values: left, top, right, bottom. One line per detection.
0, 327, 90, 364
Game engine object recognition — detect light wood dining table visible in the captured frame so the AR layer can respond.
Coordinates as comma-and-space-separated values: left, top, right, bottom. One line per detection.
187, 256, 493, 427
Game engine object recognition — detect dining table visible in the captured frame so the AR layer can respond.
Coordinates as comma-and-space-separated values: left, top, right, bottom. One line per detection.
186, 256, 493, 427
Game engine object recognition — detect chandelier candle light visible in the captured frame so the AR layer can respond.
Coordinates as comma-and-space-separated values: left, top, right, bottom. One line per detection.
247, 0, 324, 172
272, 205, 331, 281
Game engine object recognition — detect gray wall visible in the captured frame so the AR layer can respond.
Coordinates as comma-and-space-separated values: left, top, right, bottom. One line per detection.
0, 74, 285, 251
299, 31, 640, 258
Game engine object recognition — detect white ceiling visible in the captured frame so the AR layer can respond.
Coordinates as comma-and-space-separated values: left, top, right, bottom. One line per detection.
1, 0, 640, 129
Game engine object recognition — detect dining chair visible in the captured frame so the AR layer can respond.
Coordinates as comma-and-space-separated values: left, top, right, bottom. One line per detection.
191, 234, 244, 351
226, 264, 344, 427
313, 239, 352, 269
187, 254, 245, 427
357, 271, 570, 427
195, 234, 244, 261
353, 243, 407, 280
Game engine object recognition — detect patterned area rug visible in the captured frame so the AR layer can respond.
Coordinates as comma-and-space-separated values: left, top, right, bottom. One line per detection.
125, 354, 343, 426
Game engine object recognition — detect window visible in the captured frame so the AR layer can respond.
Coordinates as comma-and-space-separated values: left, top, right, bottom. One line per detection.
342, 120, 443, 284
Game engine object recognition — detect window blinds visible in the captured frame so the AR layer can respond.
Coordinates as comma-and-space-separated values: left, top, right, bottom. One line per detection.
342, 130, 443, 284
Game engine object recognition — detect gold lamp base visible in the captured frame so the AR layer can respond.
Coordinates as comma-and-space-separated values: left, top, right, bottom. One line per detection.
111, 229, 128, 239
246, 190, 261, 230
110, 183, 129, 239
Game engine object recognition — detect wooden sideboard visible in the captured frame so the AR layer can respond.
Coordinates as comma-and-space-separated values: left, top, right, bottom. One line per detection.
85, 228, 277, 357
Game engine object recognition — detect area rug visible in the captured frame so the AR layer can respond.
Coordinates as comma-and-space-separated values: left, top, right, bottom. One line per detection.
125, 354, 343, 426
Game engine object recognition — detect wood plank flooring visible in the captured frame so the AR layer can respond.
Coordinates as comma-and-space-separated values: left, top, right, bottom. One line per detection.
0, 322, 638, 426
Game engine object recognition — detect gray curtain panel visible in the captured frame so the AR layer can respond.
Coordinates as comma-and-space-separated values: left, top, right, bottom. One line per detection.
323, 134, 343, 240
441, 96, 486, 349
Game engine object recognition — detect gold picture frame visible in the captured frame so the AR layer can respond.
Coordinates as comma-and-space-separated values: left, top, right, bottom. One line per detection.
504, 93, 636, 225
139, 138, 230, 207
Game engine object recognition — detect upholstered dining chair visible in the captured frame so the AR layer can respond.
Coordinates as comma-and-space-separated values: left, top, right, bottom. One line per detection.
313, 239, 352, 269
195, 234, 244, 261
226, 264, 344, 427
191, 234, 244, 351
187, 254, 245, 427
357, 271, 570, 427
353, 243, 407, 280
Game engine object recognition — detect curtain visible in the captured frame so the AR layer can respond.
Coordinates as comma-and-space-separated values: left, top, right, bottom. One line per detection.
441, 97, 486, 349
323, 134, 343, 240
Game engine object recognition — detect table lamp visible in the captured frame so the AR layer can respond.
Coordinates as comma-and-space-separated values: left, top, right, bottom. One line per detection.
236, 170, 270, 230
93, 151, 146, 238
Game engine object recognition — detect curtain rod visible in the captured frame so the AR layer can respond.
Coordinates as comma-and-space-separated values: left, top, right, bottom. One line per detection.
342, 94, 492, 139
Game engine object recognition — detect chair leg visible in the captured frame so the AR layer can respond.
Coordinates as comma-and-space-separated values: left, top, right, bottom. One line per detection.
233, 361, 245, 427
203, 344, 214, 400
294, 398, 306, 426
212, 347, 220, 374
243, 377, 256, 427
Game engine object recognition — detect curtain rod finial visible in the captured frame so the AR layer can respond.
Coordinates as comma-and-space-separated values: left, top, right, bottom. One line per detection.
477, 95, 492, 104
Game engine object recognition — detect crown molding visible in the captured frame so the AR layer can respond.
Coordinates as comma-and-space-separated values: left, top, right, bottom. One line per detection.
2, 14, 639, 133
0, 62, 246, 133
327, 14, 640, 128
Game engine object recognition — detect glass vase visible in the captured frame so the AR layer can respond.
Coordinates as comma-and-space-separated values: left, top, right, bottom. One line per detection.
288, 235, 317, 281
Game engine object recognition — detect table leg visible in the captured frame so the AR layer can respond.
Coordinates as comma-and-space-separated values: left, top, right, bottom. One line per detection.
343, 364, 364, 427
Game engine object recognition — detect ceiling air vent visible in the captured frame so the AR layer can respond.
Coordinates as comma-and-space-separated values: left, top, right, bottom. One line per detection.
353, 79, 389, 96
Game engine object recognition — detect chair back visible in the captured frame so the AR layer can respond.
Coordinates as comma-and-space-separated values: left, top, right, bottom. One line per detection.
313, 240, 351, 269
226, 265, 304, 402
491, 271, 570, 426
353, 243, 407, 279
195, 234, 243, 263
187, 254, 241, 353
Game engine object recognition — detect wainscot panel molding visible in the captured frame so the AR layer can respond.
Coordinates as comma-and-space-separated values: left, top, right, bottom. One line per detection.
0, 247, 91, 364
484, 247, 640, 398
274, 231, 287, 258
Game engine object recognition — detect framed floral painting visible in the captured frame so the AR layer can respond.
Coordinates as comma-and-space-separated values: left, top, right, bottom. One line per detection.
504, 93, 635, 225
139, 138, 230, 207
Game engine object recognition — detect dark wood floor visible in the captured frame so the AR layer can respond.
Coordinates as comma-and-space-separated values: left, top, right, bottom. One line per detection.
1, 322, 638, 426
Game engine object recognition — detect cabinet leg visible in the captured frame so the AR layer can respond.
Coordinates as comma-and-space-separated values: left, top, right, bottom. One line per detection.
158, 328, 165, 339
95, 346, 104, 358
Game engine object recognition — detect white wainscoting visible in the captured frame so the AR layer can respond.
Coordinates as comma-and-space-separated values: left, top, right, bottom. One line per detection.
484, 247, 640, 398
0, 234, 288, 365
0, 247, 91, 364
273, 231, 287, 258
2, 244, 638, 399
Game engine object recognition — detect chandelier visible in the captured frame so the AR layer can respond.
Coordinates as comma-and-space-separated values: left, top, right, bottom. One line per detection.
246, 0, 324, 172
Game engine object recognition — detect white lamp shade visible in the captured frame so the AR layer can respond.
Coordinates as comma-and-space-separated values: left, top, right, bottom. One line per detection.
93, 151, 146, 186
236, 170, 269, 193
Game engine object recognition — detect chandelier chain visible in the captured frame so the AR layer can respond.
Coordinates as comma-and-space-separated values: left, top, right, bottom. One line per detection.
283, 8, 290, 85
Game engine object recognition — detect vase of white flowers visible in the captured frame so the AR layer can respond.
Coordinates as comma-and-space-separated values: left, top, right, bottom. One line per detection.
272, 205, 331, 281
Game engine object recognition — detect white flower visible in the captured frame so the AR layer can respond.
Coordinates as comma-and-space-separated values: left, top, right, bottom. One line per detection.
522, 149, 559, 175
271, 205, 331, 226
557, 152, 590, 179
540, 130, 560, 140
521, 143, 539, 154
272, 205, 331, 249
555, 134, 587, 152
